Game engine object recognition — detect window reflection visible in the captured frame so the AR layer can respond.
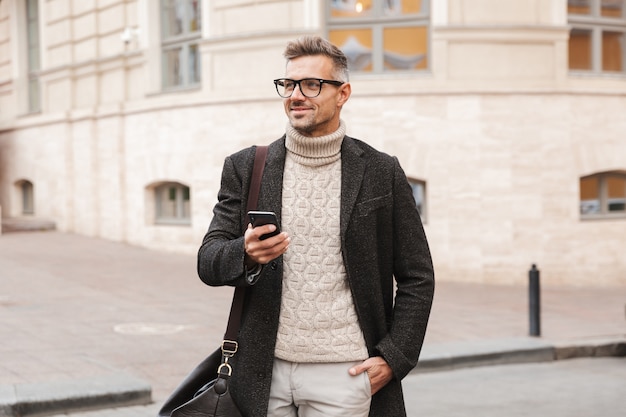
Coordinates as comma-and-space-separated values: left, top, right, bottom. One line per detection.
329, 30, 374, 72
383, 26, 427, 70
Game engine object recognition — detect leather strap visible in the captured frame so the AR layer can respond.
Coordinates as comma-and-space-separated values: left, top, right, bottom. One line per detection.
222, 145, 268, 352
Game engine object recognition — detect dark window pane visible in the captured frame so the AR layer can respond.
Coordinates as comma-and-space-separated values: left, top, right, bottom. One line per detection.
189, 0, 201, 32
602, 31, 624, 72
385, 0, 424, 15
163, 47, 183, 87
568, 0, 591, 15
189, 44, 201, 84
580, 176, 600, 214
569, 28, 593, 70
331, 0, 373, 18
162, 0, 184, 38
602, 0, 624, 17
606, 175, 626, 212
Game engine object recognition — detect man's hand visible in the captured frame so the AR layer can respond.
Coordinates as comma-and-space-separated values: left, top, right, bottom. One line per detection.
244, 224, 290, 267
349, 356, 393, 395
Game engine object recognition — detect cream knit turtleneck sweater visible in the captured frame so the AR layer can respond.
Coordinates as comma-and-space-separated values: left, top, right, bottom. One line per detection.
274, 120, 369, 363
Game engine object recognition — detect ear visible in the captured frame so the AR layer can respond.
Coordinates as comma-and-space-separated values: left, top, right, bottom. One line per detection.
337, 82, 351, 107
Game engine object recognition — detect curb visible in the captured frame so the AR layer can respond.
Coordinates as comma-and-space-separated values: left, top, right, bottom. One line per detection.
414, 336, 626, 373
0, 373, 151, 417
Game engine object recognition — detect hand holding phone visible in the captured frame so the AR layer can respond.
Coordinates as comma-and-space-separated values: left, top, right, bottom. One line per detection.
247, 211, 281, 240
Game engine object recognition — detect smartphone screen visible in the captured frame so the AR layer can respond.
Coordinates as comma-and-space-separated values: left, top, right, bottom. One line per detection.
247, 211, 280, 240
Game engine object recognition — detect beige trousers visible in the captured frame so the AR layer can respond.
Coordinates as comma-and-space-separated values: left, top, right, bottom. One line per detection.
267, 358, 372, 417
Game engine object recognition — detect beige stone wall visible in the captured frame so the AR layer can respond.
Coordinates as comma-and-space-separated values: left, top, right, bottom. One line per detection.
0, 0, 625, 286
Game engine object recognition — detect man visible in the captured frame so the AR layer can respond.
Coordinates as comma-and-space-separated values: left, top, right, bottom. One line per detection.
198, 36, 434, 417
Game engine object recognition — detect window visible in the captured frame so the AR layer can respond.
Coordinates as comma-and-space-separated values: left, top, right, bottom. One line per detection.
580, 171, 626, 217
161, 0, 202, 90
408, 178, 427, 222
25, 0, 40, 112
328, 0, 430, 73
17, 180, 34, 215
568, 0, 626, 74
155, 183, 191, 224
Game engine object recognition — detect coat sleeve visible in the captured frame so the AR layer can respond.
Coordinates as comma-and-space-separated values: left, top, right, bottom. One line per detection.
374, 157, 435, 380
197, 150, 253, 287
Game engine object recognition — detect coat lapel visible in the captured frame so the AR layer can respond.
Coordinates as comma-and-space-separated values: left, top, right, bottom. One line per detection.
340, 136, 365, 238
257, 138, 286, 220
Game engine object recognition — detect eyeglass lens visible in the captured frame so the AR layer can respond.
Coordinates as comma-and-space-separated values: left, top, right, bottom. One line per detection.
276, 79, 322, 98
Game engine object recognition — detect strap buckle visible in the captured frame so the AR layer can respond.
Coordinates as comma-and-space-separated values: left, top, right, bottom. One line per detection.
221, 340, 238, 357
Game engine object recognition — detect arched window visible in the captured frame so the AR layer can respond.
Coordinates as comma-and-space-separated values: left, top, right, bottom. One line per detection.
580, 171, 626, 217
154, 182, 191, 224
16, 179, 34, 215
408, 177, 427, 222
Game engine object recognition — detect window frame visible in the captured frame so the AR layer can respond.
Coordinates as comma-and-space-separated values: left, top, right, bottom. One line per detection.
160, 0, 202, 91
568, 0, 626, 75
579, 171, 626, 219
154, 182, 192, 225
327, 0, 431, 74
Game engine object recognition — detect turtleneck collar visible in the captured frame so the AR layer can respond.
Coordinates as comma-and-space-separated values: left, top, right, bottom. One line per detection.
285, 120, 346, 167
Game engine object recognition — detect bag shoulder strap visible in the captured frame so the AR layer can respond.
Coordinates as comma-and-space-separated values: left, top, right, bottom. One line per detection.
222, 145, 268, 351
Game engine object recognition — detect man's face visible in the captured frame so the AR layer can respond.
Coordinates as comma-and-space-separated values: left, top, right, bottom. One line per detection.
283, 55, 351, 137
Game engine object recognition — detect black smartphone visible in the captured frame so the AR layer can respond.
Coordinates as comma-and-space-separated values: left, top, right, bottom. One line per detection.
247, 211, 281, 240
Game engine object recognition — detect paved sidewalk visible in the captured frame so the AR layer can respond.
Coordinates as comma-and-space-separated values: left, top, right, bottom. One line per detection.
1, 231, 625, 416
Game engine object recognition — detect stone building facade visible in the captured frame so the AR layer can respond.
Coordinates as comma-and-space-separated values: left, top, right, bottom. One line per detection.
0, 0, 625, 286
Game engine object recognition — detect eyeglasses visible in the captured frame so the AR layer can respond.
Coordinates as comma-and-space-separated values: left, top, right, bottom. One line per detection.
273, 78, 345, 98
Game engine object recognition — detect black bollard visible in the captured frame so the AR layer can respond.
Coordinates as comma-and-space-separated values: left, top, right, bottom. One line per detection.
529, 264, 541, 337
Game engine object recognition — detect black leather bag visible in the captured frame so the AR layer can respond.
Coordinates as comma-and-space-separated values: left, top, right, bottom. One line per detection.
157, 146, 268, 417
158, 347, 242, 417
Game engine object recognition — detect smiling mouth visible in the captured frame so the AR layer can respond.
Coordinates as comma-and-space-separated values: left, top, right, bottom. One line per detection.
290, 106, 312, 115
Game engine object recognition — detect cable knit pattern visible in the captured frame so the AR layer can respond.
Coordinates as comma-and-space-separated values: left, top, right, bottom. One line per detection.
274, 121, 369, 363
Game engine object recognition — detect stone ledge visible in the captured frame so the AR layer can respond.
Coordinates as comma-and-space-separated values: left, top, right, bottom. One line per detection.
0, 373, 151, 417
415, 338, 554, 373
1, 217, 56, 233
414, 336, 626, 374
553, 337, 626, 360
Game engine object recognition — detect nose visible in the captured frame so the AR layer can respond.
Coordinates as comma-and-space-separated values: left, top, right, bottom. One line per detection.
290, 82, 306, 100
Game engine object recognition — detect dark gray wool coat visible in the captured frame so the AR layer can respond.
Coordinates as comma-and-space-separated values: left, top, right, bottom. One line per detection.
197, 135, 435, 417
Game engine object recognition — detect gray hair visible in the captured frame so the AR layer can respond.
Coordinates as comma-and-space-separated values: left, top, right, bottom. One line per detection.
283, 36, 349, 82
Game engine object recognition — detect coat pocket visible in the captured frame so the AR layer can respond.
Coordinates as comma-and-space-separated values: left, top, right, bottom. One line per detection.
355, 193, 392, 217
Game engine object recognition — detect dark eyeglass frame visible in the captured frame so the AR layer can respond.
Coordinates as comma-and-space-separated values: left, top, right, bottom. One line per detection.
273, 78, 345, 98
